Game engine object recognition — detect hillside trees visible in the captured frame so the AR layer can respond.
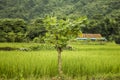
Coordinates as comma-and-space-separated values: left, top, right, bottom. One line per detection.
0, 0, 120, 20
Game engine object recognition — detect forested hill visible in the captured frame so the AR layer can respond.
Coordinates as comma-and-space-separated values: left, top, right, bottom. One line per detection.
0, 0, 120, 20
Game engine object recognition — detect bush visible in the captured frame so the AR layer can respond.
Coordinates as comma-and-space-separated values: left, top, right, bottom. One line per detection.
0, 37, 6, 42
33, 37, 39, 43
114, 36, 120, 44
33, 37, 45, 43
15, 32, 26, 42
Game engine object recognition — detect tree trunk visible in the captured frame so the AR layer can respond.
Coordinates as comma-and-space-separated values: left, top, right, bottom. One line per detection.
57, 48, 63, 80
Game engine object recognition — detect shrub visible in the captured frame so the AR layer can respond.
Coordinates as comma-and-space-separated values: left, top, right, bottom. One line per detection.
33, 37, 39, 43
33, 37, 45, 43
114, 36, 120, 44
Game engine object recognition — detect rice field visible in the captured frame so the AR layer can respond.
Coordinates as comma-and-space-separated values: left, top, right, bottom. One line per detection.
0, 42, 120, 80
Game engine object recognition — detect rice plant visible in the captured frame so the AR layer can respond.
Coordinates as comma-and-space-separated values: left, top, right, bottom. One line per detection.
0, 43, 120, 79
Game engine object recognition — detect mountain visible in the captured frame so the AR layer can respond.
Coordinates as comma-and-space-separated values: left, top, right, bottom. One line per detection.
0, 0, 120, 20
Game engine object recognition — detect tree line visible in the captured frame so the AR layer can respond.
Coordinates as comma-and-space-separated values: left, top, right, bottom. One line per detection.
0, 15, 119, 44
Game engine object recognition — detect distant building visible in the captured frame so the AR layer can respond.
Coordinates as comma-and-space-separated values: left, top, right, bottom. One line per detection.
76, 33, 106, 41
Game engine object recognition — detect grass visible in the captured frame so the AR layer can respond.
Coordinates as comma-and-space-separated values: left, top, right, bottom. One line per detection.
0, 42, 120, 80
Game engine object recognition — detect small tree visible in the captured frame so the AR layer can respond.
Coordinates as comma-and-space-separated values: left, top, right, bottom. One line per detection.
43, 16, 87, 79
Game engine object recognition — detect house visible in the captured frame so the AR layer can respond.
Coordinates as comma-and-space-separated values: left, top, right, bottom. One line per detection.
76, 33, 106, 41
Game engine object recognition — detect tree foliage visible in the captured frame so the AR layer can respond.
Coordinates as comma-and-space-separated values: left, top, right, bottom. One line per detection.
27, 18, 46, 42
43, 16, 87, 50
0, 19, 27, 42
0, 0, 120, 20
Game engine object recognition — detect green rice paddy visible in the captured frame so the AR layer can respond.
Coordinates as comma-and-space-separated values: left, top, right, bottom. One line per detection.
0, 42, 120, 80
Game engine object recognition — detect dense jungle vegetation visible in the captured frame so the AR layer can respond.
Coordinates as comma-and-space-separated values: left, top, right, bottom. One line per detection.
0, 0, 120, 43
